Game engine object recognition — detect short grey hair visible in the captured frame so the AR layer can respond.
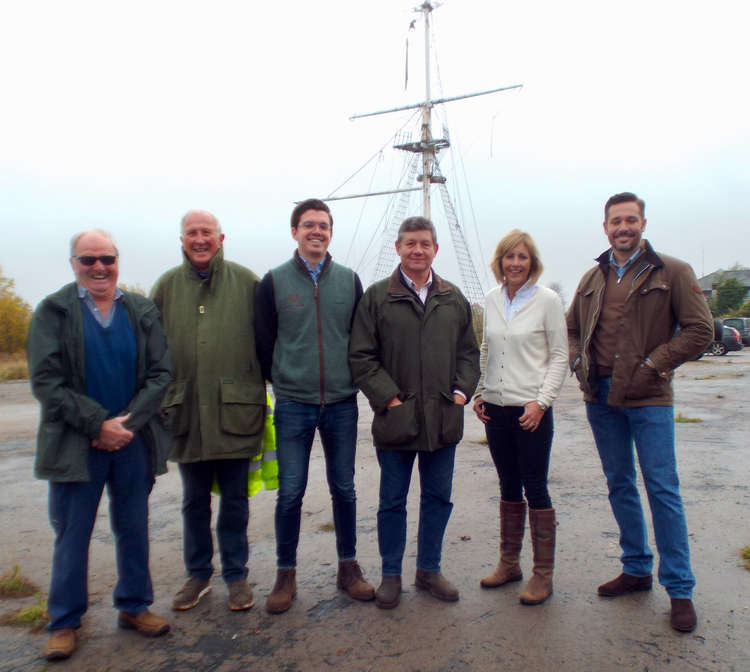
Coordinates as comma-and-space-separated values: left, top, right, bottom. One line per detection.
180, 210, 222, 234
397, 216, 437, 245
69, 229, 119, 257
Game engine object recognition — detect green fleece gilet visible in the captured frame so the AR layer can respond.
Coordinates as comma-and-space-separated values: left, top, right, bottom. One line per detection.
270, 257, 358, 404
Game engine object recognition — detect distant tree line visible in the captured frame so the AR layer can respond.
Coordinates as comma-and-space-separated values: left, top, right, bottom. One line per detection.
0, 267, 32, 355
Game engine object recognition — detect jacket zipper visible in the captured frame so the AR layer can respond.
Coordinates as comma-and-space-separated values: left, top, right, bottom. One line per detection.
314, 281, 325, 405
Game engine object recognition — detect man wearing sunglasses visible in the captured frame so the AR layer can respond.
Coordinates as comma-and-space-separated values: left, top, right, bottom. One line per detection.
255, 198, 374, 613
27, 230, 172, 661
151, 210, 265, 614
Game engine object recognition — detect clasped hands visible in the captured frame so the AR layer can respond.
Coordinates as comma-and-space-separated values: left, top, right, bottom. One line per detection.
91, 414, 133, 451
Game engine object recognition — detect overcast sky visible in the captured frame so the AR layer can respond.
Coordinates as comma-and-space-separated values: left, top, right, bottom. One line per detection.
2, 0, 748, 308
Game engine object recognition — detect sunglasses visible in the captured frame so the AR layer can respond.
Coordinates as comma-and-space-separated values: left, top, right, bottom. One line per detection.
75, 255, 117, 266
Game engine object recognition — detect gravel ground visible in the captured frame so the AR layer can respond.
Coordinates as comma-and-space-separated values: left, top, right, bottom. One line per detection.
0, 350, 748, 671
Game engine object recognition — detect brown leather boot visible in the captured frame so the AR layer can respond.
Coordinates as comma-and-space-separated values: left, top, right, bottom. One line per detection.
337, 560, 375, 601
266, 568, 296, 614
520, 508, 556, 605
481, 500, 525, 588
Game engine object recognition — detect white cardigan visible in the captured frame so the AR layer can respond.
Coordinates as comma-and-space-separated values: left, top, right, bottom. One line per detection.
476, 284, 568, 409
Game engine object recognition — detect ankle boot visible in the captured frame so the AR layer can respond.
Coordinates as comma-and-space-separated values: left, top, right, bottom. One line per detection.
481, 500, 526, 588
266, 568, 296, 614
520, 508, 556, 605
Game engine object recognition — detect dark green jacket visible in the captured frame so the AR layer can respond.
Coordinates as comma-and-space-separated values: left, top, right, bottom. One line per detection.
255, 252, 362, 404
150, 250, 266, 462
27, 283, 172, 482
349, 267, 480, 452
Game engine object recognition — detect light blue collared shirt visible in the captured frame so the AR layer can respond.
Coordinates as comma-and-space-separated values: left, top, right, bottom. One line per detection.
300, 256, 326, 283
501, 280, 538, 323
609, 247, 643, 281
77, 285, 124, 327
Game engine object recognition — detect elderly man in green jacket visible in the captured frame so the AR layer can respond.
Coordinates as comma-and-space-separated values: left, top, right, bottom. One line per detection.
151, 210, 266, 613
349, 216, 480, 609
28, 229, 172, 661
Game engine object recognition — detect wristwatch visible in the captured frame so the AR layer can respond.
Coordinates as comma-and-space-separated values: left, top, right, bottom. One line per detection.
536, 400, 548, 411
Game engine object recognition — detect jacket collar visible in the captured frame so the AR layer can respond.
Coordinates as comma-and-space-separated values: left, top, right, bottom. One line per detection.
181, 247, 224, 284
596, 239, 663, 274
293, 250, 332, 280
44, 282, 150, 319
386, 265, 451, 297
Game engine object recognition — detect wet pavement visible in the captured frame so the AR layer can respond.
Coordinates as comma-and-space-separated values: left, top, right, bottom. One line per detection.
0, 351, 749, 671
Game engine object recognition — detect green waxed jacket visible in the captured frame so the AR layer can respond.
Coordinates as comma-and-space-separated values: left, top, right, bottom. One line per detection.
349, 267, 480, 452
27, 283, 172, 482
150, 250, 266, 462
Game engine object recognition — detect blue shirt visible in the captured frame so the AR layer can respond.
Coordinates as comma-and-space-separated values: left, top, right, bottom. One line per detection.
609, 247, 643, 281
77, 285, 124, 327
299, 256, 325, 283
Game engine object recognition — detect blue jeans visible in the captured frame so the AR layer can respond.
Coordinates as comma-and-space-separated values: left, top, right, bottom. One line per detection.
274, 396, 358, 568
179, 458, 250, 583
586, 377, 695, 598
376, 445, 456, 576
47, 438, 153, 631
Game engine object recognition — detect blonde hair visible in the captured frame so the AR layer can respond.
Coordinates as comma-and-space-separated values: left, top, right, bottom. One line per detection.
489, 229, 543, 286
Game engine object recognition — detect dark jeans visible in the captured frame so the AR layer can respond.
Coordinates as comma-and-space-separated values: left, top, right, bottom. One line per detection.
178, 458, 250, 583
47, 439, 153, 631
376, 445, 456, 575
484, 402, 553, 509
274, 396, 358, 568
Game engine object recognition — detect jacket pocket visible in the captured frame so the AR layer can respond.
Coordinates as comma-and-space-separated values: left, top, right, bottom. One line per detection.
35, 421, 88, 480
439, 392, 465, 445
162, 380, 190, 437
623, 360, 667, 400
220, 379, 266, 436
372, 397, 419, 445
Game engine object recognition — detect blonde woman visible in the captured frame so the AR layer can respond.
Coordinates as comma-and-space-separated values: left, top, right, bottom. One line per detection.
473, 230, 567, 605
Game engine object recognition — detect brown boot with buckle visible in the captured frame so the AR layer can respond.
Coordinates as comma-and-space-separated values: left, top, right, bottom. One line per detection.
118, 609, 170, 637
44, 628, 76, 661
598, 572, 653, 597
375, 575, 402, 609
266, 568, 296, 614
520, 508, 556, 605
481, 500, 526, 588
337, 560, 375, 601
415, 569, 459, 602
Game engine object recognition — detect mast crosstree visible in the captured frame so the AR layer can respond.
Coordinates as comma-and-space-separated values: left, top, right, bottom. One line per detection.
329, 1, 522, 305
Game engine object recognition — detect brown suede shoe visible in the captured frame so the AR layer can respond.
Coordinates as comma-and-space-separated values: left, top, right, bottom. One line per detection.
337, 561, 375, 601
598, 572, 653, 597
118, 610, 170, 637
227, 580, 255, 611
670, 598, 697, 632
375, 576, 402, 609
172, 576, 211, 611
266, 568, 296, 614
415, 570, 459, 602
44, 628, 75, 661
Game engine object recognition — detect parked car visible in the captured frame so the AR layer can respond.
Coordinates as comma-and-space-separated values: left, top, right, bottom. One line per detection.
722, 317, 750, 346
705, 319, 744, 356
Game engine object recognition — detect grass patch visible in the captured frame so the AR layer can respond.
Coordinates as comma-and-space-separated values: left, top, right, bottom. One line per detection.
694, 374, 716, 380
318, 522, 335, 533
742, 546, 750, 571
0, 353, 28, 381
675, 412, 703, 423
477, 437, 488, 445
0, 595, 48, 632
0, 566, 39, 598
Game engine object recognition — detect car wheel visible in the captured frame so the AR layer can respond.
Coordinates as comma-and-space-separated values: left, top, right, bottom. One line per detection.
710, 341, 727, 356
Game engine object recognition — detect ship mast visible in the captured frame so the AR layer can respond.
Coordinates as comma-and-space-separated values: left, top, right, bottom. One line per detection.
326, 1, 522, 302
